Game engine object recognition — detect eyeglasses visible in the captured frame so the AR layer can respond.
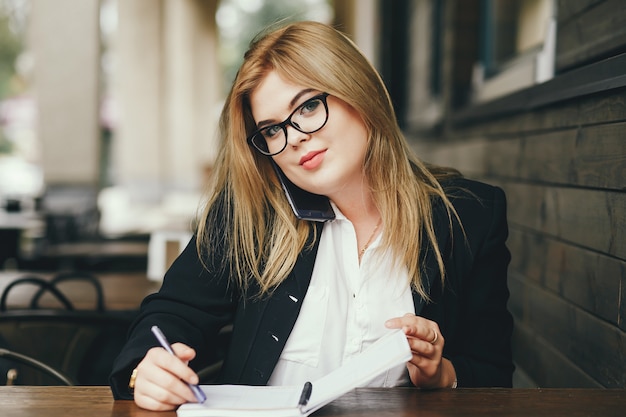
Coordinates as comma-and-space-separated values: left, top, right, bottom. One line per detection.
247, 93, 330, 156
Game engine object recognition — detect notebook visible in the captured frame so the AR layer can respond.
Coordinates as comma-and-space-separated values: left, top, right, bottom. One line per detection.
177, 329, 412, 417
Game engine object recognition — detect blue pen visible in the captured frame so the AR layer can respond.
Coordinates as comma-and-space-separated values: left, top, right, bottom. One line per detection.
151, 325, 207, 404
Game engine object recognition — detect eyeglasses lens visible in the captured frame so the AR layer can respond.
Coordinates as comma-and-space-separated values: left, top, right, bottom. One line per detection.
251, 95, 328, 156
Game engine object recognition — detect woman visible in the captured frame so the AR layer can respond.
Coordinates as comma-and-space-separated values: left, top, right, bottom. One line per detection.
110, 21, 514, 411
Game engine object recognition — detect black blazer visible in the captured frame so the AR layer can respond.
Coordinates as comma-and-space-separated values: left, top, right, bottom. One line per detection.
110, 178, 514, 399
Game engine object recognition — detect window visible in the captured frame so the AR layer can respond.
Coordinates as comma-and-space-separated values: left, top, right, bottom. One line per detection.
402, 0, 445, 131
472, 0, 556, 103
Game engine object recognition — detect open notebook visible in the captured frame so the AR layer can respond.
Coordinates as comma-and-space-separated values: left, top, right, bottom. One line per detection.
177, 329, 411, 417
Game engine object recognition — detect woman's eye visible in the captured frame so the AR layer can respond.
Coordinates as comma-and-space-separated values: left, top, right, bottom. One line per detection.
262, 125, 282, 139
300, 98, 321, 115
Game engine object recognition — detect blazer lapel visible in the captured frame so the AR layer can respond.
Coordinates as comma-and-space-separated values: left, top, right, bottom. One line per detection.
221, 224, 322, 385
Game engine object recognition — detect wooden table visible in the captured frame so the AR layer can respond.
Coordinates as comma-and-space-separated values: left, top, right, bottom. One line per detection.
0, 271, 161, 311
1, 386, 625, 417
39, 240, 149, 272
42, 241, 149, 259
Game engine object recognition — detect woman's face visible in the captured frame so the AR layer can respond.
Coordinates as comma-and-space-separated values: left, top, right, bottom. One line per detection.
249, 71, 369, 201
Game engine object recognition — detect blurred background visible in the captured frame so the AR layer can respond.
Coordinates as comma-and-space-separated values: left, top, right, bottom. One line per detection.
0, 0, 624, 389
0, 0, 338, 269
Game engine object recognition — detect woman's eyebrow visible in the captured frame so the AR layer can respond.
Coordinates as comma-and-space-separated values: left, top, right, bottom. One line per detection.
289, 88, 317, 108
256, 88, 318, 129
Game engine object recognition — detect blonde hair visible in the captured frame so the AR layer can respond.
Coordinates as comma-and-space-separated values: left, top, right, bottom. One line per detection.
197, 21, 459, 299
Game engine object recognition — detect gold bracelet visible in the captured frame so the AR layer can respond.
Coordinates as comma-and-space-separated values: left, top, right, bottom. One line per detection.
128, 368, 138, 391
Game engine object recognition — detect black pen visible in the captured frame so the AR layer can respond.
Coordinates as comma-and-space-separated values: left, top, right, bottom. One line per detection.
151, 325, 207, 404
298, 381, 313, 411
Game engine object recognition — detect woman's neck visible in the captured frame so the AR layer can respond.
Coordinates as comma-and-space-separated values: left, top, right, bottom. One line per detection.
330, 186, 382, 258
329, 184, 378, 225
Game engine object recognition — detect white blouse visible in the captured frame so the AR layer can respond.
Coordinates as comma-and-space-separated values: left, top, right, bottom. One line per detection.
267, 204, 415, 387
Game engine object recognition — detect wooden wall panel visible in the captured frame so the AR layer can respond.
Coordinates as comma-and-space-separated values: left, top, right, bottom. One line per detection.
621, 271, 626, 333
503, 183, 626, 260
510, 316, 603, 388
508, 228, 624, 329
415, 121, 626, 191
412, 115, 626, 389
456, 88, 626, 137
510, 272, 626, 387
557, 0, 604, 22
556, 0, 626, 71
459, 122, 625, 188
410, 0, 626, 389
414, 140, 489, 178
521, 124, 626, 190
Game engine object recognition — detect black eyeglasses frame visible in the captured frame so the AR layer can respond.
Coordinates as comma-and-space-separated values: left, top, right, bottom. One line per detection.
246, 92, 330, 156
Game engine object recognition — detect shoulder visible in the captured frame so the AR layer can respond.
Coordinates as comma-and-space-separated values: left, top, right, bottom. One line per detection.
441, 177, 505, 202
433, 177, 509, 254
438, 177, 506, 221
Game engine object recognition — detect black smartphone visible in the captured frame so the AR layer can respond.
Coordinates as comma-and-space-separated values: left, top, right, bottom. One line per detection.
271, 162, 335, 222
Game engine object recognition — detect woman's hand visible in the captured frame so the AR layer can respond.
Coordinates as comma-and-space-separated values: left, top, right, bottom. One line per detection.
385, 313, 456, 389
132, 343, 201, 411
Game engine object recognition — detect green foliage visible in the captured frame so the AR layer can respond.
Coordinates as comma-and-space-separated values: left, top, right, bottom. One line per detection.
217, 0, 332, 93
0, 130, 13, 154
0, 11, 22, 98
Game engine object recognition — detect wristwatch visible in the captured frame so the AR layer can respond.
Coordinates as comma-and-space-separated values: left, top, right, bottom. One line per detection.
128, 368, 138, 392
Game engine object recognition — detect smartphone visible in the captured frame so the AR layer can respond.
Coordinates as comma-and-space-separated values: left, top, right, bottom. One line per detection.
271, 162, 335, 222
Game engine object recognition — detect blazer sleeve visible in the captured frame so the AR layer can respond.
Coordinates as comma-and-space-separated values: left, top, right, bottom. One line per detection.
422, 180, 514, 387
109, 235, 237, 399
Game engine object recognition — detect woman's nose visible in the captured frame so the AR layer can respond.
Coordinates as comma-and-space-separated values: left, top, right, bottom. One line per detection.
285, 124, 310, 147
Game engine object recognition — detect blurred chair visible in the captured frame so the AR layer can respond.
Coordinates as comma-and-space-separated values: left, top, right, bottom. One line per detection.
0, 347, 73, 386
0, 275, 74, 311
0, 273, 136, 385
29, 272, 105, 312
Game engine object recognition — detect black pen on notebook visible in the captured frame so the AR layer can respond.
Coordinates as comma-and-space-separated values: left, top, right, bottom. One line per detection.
298, 381, 313, 411
151, 325, 207, 404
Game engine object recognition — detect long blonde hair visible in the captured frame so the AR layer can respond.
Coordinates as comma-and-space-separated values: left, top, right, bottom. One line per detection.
197, 21, 459, 299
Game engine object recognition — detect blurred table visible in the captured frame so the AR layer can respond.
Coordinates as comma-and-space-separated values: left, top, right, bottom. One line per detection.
0, 271, 160, 311
1, 386, 625, 417
42, 241, 149, 259
0, 209, 43, 268
0, 210, 42, 230
37, 240, 149, 272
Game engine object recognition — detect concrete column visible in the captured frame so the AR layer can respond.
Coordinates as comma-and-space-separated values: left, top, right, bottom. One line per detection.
162, 0, 220, 191
30, 0, 100, 186
334, 0, 379, 66
114, 0, 165, 201
406, 0, 444, 129
114, 0, 220, 201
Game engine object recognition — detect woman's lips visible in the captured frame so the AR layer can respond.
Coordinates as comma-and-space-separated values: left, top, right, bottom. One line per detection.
299, 150, 326, 170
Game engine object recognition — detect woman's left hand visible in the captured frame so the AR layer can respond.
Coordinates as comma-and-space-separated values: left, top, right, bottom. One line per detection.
385, 313, 456, 389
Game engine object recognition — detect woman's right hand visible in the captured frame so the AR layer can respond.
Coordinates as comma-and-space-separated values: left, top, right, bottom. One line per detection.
133, 343, 201, 411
